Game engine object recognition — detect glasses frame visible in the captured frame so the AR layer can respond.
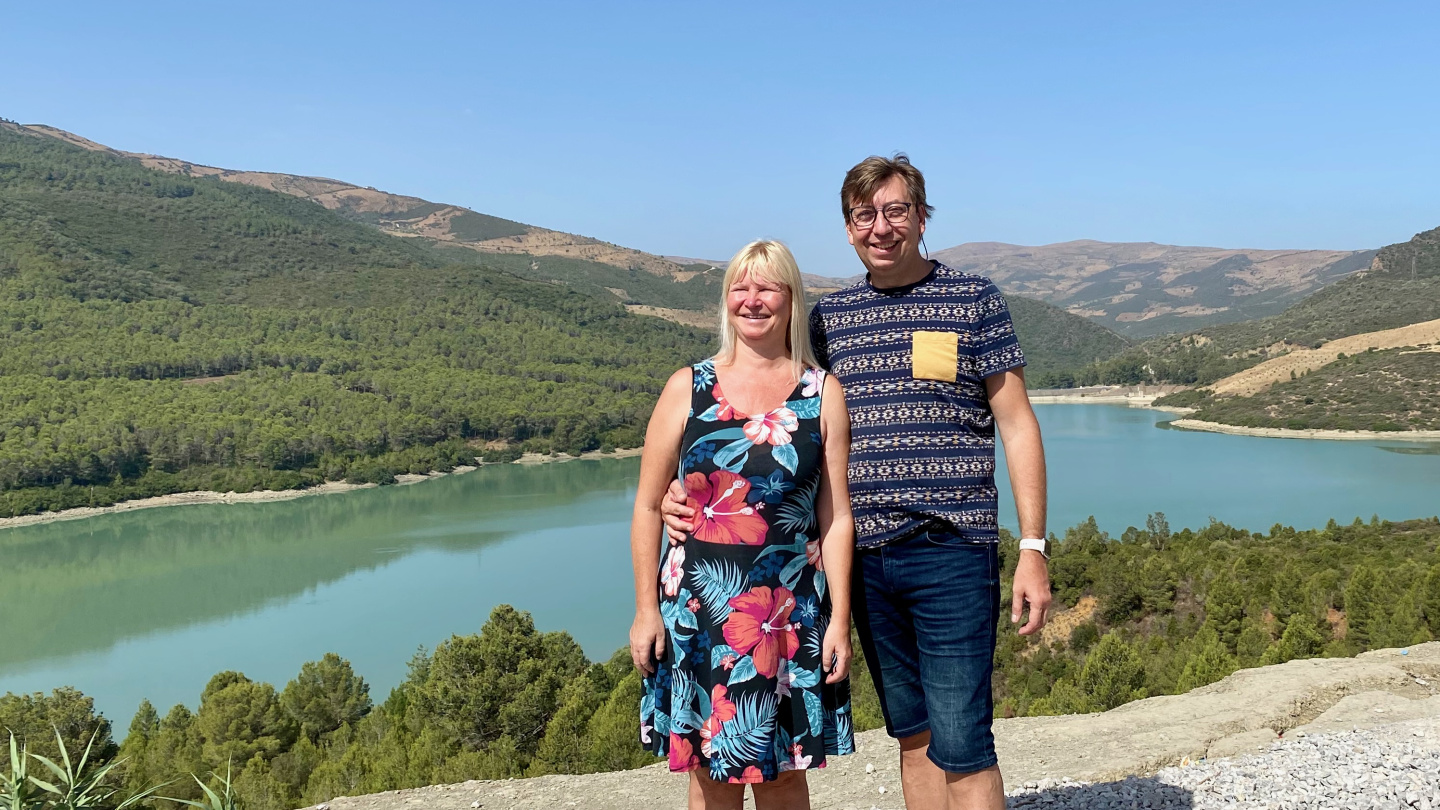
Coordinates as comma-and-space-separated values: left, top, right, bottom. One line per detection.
846, 201, 914, 229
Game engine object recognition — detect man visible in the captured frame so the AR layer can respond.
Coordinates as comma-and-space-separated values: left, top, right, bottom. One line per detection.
664, 154, 1050, 809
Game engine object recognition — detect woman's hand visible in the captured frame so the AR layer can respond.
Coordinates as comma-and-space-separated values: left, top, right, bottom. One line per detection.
630, 609, 667, 675
821, 620, 852, 683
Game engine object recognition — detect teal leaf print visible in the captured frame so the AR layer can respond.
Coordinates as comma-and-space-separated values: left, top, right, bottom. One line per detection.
802, 690, 825, 737
753, 539, 806, 564
692, 559, 748, 623
696, 403, 724, 421
654, 709, 671, 737
789, 664, 820, 690
786, 396, 821, 419
671, 668, 702, 734
779, 553, 808, 591
713, 437, 755, 472
771, 442, 798, 474
826, 707, 855, 755
815, 570, 827, 601
713, 692, 779, 770
691, 427, 748, 446
661, 588, 698, 634
728, 655, 760, 686
775, 476, 818, 534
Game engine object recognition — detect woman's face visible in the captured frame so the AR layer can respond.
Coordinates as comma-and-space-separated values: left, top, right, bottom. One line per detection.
727, 269, 791, 348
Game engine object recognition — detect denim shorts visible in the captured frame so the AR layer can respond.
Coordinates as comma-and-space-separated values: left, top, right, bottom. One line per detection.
852, 525, 1001, 773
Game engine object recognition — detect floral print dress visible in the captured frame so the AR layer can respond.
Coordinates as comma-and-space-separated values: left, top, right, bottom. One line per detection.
641, 360, 854, 784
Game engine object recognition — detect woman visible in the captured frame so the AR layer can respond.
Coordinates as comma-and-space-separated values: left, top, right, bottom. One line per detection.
630, 240, 855, 810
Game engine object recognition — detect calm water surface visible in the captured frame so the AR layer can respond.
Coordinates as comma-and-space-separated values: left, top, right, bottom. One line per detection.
3, 405, 1438, 720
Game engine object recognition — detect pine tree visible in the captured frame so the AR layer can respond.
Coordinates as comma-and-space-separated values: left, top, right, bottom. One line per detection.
1203, 575, 1246, 652
1176, 629, 1238, 692
1343, 565, 1384, 649
1260, 614, 1325, 665
1078, 632, 1146, 711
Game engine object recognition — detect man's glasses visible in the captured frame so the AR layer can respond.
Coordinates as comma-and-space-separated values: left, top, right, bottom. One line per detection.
847, 202, 913, 229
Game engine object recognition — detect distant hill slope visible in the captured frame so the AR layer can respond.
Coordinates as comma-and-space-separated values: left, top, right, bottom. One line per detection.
1129, 226, 1440, 432
1192, 225, 1440, 354
17, 123, 727, 310
933, 239, 1374, 337
0, 119, 717, 517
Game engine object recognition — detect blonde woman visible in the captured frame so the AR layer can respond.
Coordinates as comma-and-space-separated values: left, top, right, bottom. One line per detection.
630, 240, 855, 809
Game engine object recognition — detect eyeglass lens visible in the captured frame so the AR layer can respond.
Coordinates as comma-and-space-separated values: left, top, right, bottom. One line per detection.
851, 203, 910, 227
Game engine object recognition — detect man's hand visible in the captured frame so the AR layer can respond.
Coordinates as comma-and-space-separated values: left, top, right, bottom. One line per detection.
1011, 550, 1052, 635
659, 479, 693, 543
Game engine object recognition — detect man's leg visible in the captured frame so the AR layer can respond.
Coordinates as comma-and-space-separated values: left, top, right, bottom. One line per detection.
947, 765, 1004, 810
852, 540, 944, 807
903, 531, 1004, 810
897, 730, 947, 807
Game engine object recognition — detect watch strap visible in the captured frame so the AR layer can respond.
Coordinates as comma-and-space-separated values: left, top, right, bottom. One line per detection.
1019, 537, 1048, 558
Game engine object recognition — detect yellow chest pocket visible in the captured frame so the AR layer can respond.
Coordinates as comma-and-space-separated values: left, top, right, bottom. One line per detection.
911, 331, 959, 382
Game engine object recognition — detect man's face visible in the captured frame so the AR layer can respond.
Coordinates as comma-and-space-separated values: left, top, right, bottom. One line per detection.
845, 175, 926, 276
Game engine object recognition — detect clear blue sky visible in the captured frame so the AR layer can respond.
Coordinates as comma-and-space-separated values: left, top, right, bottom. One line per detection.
4, 1, 1437, 274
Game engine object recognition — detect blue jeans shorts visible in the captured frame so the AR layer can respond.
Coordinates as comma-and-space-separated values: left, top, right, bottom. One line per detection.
852, 525, 1001, 773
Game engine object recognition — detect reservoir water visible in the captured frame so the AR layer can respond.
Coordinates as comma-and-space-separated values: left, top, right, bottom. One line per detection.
2, 405, 1438, 721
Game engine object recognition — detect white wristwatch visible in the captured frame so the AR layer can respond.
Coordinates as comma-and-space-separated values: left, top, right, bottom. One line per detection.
1019, 538, 1049, 558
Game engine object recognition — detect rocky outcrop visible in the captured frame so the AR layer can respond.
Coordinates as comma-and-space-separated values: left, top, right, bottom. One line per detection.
301, 643, 1440, 810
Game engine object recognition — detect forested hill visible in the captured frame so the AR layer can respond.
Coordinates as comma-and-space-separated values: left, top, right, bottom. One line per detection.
15, 122, 728, 312
0, 121, 716, 518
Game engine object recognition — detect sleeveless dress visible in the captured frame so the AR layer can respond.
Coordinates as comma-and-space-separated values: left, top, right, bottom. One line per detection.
640, 359, 854, 784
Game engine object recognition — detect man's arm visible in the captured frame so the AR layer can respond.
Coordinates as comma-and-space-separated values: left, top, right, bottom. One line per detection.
985, 367, 1051, 635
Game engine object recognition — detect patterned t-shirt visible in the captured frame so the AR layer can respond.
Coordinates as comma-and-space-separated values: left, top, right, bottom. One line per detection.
808, 261, 1026, 549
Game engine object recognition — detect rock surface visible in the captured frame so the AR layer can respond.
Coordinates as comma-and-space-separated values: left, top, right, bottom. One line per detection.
301, 644, 1440, 810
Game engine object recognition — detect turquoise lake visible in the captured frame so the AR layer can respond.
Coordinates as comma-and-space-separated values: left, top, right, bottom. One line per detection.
2, 404, 1438, 722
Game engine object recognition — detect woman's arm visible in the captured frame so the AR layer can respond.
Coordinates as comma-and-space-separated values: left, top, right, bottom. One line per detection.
815, 373, 855, 683
629, 367, 692, 674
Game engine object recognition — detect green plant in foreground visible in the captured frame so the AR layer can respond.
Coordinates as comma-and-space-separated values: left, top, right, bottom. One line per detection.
2, 734, 47, 810
162, 762, 241, 810
4, 729, 164, 810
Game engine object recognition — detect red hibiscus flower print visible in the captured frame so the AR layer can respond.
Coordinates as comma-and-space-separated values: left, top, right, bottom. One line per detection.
723, 585, 800, 678
806, 538, 823, 569
685, 471, 768, 545
743, 407, 799, 446
711, 684, 736, 722
730, 766, 766, 784
668, 732, 699, 772
711, 382, 741, 421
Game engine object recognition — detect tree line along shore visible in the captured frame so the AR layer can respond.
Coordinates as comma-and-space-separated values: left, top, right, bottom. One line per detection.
4, 514, 1439, 809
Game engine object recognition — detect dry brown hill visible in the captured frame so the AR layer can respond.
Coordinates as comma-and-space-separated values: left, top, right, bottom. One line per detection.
933, 239, 1374, 337
18, 124, 692, 280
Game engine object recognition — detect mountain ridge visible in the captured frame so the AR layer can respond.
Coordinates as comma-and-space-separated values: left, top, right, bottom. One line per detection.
932, 238, 1376, 337
12, 123, 700, 281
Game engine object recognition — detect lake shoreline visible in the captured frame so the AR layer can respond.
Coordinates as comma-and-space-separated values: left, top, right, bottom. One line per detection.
1166, 419, 1440, 443
0, 448, 645, 532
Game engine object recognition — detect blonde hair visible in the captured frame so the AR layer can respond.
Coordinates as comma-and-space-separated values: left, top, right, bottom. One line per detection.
715, 240, 819, 383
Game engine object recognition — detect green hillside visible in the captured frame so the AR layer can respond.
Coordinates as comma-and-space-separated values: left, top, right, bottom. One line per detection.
1005, 295, 1131, 387
1186, 347, 1440, 432
0, 123, 715, 517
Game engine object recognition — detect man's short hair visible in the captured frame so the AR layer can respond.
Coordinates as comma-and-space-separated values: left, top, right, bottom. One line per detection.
840, 153, 935, 223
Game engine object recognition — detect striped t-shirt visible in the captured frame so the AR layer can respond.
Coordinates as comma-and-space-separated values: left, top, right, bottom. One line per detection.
808, 261, 1026, 549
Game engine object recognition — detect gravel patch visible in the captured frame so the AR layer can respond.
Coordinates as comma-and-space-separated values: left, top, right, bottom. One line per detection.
1007, 717, 1440, 809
